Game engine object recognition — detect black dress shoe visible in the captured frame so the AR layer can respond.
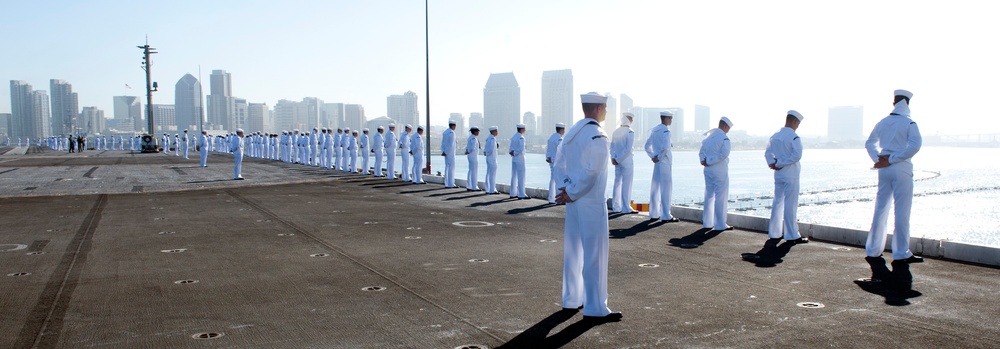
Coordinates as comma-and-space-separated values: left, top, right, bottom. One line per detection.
562, 305, 583, 311
787, 237, 809, 244
723, 225, 734, 231
662, 217, 680, 223
898, 255, 924, 263
583, 312, 622, 323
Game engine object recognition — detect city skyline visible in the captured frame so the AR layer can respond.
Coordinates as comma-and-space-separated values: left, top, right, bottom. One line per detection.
1, 1, 997, 138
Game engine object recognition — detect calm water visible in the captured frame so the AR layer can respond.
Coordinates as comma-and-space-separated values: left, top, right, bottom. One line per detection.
412, 146, 1000, 247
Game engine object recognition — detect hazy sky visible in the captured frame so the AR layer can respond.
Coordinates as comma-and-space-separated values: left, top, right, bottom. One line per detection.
2, 0, 997, 137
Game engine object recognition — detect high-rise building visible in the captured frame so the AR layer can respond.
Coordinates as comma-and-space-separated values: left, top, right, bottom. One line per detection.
695, 104, 710, 132
112, 96, 142, 133
603, 94, 618, 134
300, 97, 322, 130
828, 106, 864, 143
469, 112, 484, 130
273, 99, 301, 132
31, 91, 51, 138
523, 111, 537, 136
483, 72, 520, 134
449, 113, 466, 133
10, 80, 44, 140
619, 94, 633, 116
151, 105, 175, 133
49, 80, 78, 136
664, 107, 685, 142
0, 113, 11, 139
207, 70, 235, 131
387, 91, 418, 127
79, 107, 106, 135
320, 102, 344, 128
234, 98, 248, 131
542, 69, 574, 130
175, 74, 203, 132
248, 103, 269, 133
344, 104, 366, 131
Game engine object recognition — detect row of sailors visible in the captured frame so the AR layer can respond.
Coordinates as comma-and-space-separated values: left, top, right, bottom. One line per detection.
41, 135, 150, 151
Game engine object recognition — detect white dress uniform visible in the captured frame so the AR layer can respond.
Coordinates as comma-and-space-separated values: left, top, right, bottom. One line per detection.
484, 128, 499, 193
555, 117, 613, 318
174, 135, 180, 156
348, 132, 358, 172
310, 129, 319, 166
162, 134, 169, 153
864, 91, 922, 260
182, 132, 190, 159
199, 133, 209, 167
765, 113, 804, 241
611, 115, 636, 213
545, 126, 564, 203
466, 130, 481, 190
384, 127, 397, 179
699, 118, 733, 231
360, 131, 370, 174
373, 129, 385, 176
442, 126, 457, 187
336, 130, 347, 170
399, 128, 411, 181
410, 130, 424, 184
322, 131, 333, 169
509, 128, 527, 198
645, 119, 675, 220
231, 131, 245, 180
332, 131, 342, 169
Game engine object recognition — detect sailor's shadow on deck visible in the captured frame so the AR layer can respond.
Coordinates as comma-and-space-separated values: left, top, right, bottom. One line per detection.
668, 228, 722, 249
496, 309, 607, 349
398, 186, 450, 194
507, 202, 557, 214
469, 197, 520, 207
855, 258, 922, 306
444, 192, 490, 201
610, 219, 665, 239
741, 238, 797, 268
426, 189, 472, 197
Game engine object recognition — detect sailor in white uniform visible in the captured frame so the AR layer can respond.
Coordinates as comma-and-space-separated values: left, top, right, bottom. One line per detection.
360, 129, 371, 174
339, 128, 351, 171
332, 129, 342, 169
162, 133, 169, 153
554, 92, 620, 322
399, 125, 412, 181
347, 130, 358, 172
546, 123, 566, 204
410, 126, 424, 184
484, 126, 499, 194
864, 89, 923, 263
765, 110, 808, 243
611, 113, 636, 213
182, 130, 190, 159
442, 120, 458, 188
231, 129, 245, 180
373, 126, 385, 176
173, 134, 180, 156
199, 131, 209, 167
700, 117, 734, 231
509, 124, 527, 199
310, 128, 319, 166
465, 126, 482, 191
384, 124, 397, 179
645, 111, 679, 221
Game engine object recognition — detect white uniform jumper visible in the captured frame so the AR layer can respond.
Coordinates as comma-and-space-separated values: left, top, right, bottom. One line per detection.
645, 123, 674, 220
554, 119, 613, 317
410, 132, 424, 184
509, 133, 526, 198
373, 131, 385, 176
442, 128, 457, 187
610, 119, 635, 213
466, 133, 481, 190
765, 127, 803, 240
546, 132, 563, 203
384, 130, 397, 179
231, 134, 244, 179
399, 130, 411, 181
359, 132, 370, 175
484, 133, 498, 193
864, 101, 922, 259
199, 134, 209, 167
699, 128, 731, 230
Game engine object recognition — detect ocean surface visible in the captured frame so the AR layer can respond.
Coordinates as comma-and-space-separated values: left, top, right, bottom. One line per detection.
387, 146, 998, 247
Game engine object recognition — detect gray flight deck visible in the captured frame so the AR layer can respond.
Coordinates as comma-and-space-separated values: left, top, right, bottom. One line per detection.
1, 147, 998, 348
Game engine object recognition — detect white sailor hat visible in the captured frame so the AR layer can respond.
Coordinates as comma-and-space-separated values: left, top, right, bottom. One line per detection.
555, 122, 566, 129
448, 120, 456, 125
294, 129, 299, 132
580, 92, 609, 104
184, 129, 188, 132
516, 123, 526, 129
417, 125, 424, 130
787, 110, 804, 121
489, 126, 498, 131
470, 126, 480, 131
720, 117, 733, 127
344, 127, 350, 131
659, 111, 673, 117
388, 123, 396, 128
351, 130, 358, 134
377, 126, 385, 130
623, 112, 635, 118
363, 128, 369, 132
236, 128, 244, 133
894, 89, 913, 99
405, 124, 412, 129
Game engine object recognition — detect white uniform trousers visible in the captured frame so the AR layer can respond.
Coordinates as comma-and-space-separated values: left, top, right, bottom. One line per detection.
866, 161, 914, 260
485, 157, 498, 193
199, 148, 208, 167
548, 163, 558, 203
562, 200, 613, 317
310, 146, 318, 166
411, 153, 424, 183
768, 164, 802, 240
360, 148, 369, 174
612, 157, 635, 212
467, 155, 479, 190
444, 154, 456, 187
183, 142, 189, 159
374, 150, 384, 176
233, 150, 244, 179
510, 161, 526, 198
349, 151, 357, 172
385, 148, 396, 179
401, 152, 411, 181
649, 161, 674, 219
702, 165, 729, 230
